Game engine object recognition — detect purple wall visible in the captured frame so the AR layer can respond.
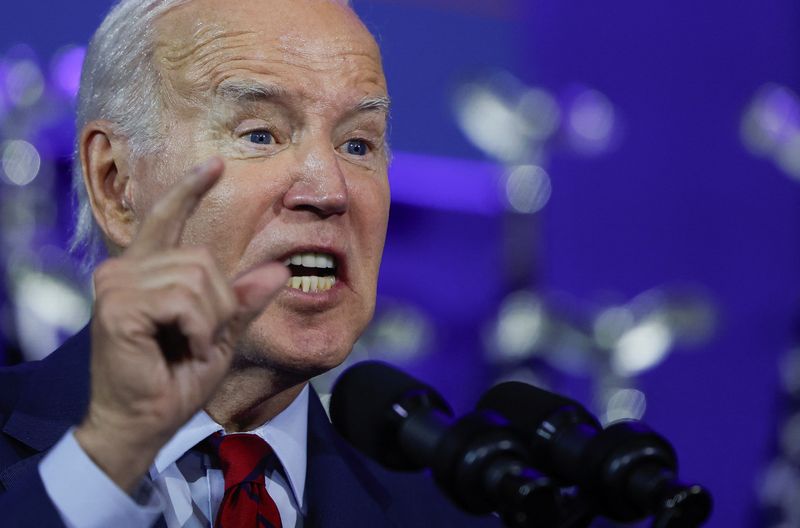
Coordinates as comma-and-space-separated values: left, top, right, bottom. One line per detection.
519, 2, 800, 526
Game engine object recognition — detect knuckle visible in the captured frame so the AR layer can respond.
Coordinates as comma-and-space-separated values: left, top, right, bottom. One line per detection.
94, 291, 128, 328
93, 259, 127, 295
220, 290, 238, 319
94, 259, 119, 281
191, 246, 216, 269
149, 196, 173, 222
183, 263, 208, 287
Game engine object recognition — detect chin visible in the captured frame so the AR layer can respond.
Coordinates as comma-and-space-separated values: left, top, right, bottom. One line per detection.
236, 312, 366, 380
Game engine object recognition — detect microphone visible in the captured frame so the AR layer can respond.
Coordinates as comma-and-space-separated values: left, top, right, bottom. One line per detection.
330, 361, 566, 527
477, 382, 712, 526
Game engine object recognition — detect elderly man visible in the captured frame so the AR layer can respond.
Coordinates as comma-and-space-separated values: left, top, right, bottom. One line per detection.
0, 0, 504, 527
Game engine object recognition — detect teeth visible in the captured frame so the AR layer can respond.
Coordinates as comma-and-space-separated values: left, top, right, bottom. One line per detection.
316, 254, 334, 268
286, 252, 335, 268
283, 251, 338, 293
286, 275, 336, 293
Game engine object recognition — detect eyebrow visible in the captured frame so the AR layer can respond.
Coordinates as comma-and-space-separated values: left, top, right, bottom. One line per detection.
215, 79, 391, 115
354, 95, 391, 115
216, 79, 288, 102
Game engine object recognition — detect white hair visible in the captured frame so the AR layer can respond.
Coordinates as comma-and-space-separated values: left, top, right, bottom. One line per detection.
70, 0, 192, 265
70, 0, 352, 266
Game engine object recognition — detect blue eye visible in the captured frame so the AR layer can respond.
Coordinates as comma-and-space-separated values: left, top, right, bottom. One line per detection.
248, 130, 274, 145
346, 139, 370, 156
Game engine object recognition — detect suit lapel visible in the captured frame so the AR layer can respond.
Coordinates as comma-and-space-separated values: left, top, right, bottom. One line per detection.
305, 389, 397, 528
0, 325, 91, 490
1, 329, 400, 527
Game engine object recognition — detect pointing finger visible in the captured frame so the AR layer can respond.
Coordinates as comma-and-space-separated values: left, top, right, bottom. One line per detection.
227, 263, 290, 335
128, 157, 224, 257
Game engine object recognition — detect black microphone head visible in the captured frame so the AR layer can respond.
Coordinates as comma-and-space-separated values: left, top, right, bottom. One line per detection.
329, 360, 452, 470
477, 381, 598, 431
477, 381, 601, 481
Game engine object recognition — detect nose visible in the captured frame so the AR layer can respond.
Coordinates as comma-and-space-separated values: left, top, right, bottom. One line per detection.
283, 145, 348, 217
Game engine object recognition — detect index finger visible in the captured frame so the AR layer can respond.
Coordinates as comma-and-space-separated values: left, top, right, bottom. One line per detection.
127, 157, 224, 257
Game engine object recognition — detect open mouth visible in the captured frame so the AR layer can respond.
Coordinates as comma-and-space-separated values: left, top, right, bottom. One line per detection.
283, 252, 338, 293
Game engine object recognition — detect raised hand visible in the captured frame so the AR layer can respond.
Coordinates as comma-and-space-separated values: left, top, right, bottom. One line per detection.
74, 158, 289, 492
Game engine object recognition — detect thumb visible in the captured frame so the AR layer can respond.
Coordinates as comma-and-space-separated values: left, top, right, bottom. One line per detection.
231, 262, 290, 321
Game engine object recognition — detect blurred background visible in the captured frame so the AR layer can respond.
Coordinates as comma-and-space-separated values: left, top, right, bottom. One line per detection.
1, 1, 798, 526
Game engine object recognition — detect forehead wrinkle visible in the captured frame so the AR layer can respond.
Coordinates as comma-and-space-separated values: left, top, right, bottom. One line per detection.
156, 26, 265, 101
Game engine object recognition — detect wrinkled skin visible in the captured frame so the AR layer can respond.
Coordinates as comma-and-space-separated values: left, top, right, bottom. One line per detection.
76, 0, 390, 492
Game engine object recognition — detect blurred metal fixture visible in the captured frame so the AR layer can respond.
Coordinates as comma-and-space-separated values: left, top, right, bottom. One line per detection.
452, 70, 559, 165
486, 285, 716, 377
741, 83, 800, 181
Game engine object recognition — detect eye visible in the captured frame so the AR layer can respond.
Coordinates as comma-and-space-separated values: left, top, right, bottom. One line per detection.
345, 139, 370, 156
247, 130, 274, 145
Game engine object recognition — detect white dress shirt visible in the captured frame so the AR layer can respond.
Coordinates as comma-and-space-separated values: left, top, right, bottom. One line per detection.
39, 385, 310, 528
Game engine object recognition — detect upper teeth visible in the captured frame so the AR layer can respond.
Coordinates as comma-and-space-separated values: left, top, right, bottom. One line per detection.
285, 252, 335, 269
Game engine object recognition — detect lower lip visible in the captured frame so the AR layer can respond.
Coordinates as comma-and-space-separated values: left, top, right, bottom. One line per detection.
281, 278, 346, 308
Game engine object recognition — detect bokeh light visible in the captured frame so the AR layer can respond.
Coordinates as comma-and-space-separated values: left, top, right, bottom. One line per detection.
741, 83, 800, 181
779, 347, 800, 399
504, 164, 552, 214
363, 302, 434, 362
4, 59, 44, 108
50, 45, 85, 98
601, 388, 647, 425
564, 86, 619, 155
1, 139, 41, 186
611, 315, 673, 376
489, 290, 548, 361
758, 458, 800, 524
12, 268, 91, 361
780, 413, 800, 465
453, 71, 560, 164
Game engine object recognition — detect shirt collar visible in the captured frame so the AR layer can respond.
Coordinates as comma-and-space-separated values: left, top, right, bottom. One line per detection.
152, 384, 309, 510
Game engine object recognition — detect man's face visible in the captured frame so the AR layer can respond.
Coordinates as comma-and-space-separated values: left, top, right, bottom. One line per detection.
131, 0, 390, 377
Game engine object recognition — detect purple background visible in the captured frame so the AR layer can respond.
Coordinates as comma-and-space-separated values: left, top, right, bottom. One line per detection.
2, 1, 799, 526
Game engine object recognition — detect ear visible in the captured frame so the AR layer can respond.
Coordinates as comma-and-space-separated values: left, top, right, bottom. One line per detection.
79, 121, 137, 251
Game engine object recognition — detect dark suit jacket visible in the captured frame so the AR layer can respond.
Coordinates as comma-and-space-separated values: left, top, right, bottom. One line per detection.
0, 326, 504, 527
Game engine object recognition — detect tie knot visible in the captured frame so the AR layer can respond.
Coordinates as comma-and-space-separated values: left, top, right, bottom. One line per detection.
209, 433, 274, 491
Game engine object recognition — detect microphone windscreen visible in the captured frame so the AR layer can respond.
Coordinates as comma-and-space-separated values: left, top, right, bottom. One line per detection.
477, 381, 589, 430
329, 361, 450, 468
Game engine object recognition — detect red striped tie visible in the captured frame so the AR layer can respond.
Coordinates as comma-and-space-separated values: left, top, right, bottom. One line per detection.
212, 434, 283, 528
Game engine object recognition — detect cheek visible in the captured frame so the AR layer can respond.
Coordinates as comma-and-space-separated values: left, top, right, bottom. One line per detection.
351, 177, 390, 275
180, 178, 267, 266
